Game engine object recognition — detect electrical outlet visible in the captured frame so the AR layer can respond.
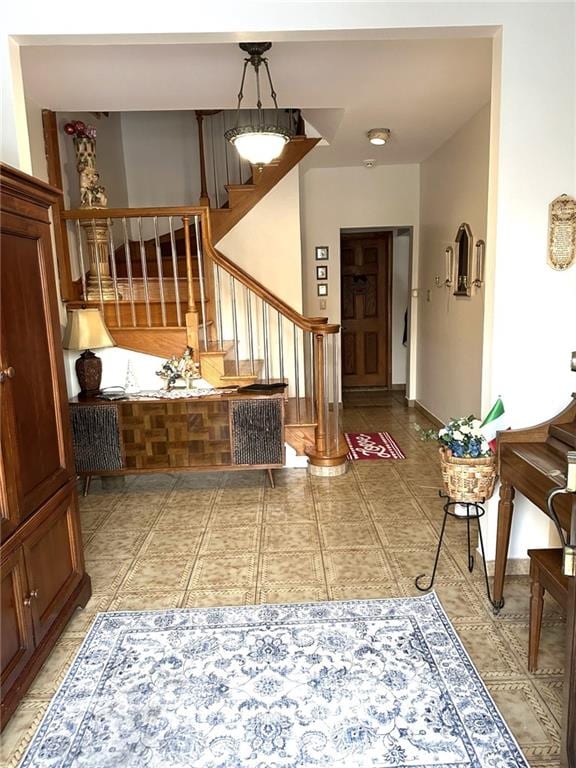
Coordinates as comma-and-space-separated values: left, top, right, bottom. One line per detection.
319, 299, 327, 310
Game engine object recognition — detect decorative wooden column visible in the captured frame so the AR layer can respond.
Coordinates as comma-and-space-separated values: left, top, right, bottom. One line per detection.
195, 110, 220, 208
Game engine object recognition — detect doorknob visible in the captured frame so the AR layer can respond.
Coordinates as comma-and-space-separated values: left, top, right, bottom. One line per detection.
23, 589, 38, 607
0, 367, 15, 383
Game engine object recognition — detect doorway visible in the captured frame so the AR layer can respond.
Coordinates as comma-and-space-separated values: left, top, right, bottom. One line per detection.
340, 231, 393, 389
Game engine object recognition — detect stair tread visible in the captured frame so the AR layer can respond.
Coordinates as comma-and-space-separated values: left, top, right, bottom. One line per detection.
199, 340, 236, 356
225, 184, 257, 192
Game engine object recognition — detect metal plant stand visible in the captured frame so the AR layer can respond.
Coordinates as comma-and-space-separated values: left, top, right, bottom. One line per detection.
415, 491, 504, 614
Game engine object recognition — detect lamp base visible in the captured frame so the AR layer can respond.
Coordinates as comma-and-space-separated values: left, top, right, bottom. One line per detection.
76, 349, 102, 398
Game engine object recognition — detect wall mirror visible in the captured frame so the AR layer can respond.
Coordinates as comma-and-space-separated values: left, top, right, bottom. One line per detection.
454, 223, 473, 296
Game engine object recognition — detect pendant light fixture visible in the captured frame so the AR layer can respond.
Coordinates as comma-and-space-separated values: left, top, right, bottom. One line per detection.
224, 42, 292, 170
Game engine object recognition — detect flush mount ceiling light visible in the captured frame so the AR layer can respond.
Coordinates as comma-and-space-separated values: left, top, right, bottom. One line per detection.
224, 42, 292, 170
367, 128, 391, 146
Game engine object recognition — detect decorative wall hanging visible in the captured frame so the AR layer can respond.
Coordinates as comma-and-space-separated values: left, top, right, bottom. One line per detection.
547, 194, 576, 270
454, 223, 473, 297
317, 283, 328, 297
315, 246, 329, 261
316, 265, 328, 280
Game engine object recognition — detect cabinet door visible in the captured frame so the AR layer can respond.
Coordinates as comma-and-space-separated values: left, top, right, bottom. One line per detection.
22, 483, 84, 647
1, 548, 35, 700
0, 206, 74, 537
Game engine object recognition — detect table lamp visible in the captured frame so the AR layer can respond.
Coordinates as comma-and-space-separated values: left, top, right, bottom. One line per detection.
63, 308, 115, 398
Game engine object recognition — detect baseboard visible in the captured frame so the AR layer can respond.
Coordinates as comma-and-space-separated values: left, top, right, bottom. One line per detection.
414, 400, 444, 428
391, 384, 406, 391
477, 554, 530, 577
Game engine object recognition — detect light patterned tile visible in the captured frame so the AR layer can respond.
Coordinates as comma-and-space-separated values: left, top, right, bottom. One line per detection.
263, 502, 316, 524
487, 680, 561, 760
121, 556, 193, 592
258, 586, 328, 604
201, 526, 260, 553
85, 528, 148, 560
105, 505, 163, 530
375, 519, 438, 546
153, 506, 212, 530
324, 550, 392, 584
263, 524, 319, 552
386, 546, 462, 581
108, 590, 184, 612
329, 582, 400, 601
140, 528, 204, 557
182, 589, 254, 608
210, 505, 262, 526
189, 552, 257, 589
500, 621, 566, 675
454, 622, 523, 678
260, 551, 324, 587
319, 523, 380, 550
84, 558, 132, 595
0, 701, 49, 768
26, 638, 83, 699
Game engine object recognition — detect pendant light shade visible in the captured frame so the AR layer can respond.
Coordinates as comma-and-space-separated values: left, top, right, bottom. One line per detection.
225, 42, 292, 169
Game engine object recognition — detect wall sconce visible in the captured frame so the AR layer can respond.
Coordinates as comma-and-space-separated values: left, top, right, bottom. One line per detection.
473, 239, 485, 288
435, 246, 454, 287
547, 194, 576, 270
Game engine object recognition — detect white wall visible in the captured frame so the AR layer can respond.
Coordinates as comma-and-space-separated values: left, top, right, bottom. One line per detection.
417, 104, 490, 422
300, 163, 420, 396
121, 111, 200, 207
392, 232, 410, 386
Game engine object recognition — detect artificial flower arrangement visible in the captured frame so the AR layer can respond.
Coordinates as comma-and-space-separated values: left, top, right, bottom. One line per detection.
416, 415, 493, 458
416, 415, 497, 501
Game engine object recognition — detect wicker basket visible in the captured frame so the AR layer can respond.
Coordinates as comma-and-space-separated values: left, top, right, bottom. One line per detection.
439, 447, 497, 502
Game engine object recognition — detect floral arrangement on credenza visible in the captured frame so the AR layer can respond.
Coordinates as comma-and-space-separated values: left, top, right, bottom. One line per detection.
156, 348, 202, 390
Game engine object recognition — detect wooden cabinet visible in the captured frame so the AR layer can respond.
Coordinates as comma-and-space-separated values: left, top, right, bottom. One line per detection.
0, 165, 91, 729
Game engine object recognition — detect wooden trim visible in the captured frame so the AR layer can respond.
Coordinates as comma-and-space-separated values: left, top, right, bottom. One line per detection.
386, 233, 393, 389
41, 110, 63, 190
61, 205, 208, 220
414, 400, 444, 428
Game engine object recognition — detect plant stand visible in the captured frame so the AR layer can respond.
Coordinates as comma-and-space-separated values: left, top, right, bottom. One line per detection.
415, 491, 505, 614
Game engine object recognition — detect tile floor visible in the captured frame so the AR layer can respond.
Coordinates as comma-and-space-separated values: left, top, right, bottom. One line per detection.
0, 391, 566, 767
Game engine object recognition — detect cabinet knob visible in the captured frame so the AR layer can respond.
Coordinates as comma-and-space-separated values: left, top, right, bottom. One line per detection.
0, 367, 15, 383
23, 589, 38, 607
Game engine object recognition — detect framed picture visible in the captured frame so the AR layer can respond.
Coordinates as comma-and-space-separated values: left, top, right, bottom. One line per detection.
317, 283, 328, 297
316, 265, 328, 280
315, 246, 329, 261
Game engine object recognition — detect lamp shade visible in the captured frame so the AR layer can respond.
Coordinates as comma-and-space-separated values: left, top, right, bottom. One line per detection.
226, 127, 290, 166
63, 308, 115, 351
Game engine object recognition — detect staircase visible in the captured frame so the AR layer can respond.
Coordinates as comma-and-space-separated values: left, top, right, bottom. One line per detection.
58, 137, 347, 470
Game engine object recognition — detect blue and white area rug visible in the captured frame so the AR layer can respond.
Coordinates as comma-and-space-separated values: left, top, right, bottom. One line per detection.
20, 593, 528, 767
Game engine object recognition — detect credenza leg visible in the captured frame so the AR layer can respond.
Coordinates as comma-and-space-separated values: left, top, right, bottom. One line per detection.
493, 481, 515, 608
267, 469, 275, 489
82, 475, 92, 497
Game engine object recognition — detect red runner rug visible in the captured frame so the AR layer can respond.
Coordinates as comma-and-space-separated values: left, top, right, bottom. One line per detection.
345, 432, 406, 461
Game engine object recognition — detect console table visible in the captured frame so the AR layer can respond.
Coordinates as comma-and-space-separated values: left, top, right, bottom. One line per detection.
69, 392, 285, 491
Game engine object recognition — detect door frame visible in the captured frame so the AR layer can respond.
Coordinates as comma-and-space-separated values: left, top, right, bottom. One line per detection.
339, 226, 412, 393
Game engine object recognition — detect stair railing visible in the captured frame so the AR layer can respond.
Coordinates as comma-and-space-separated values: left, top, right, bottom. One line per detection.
60, 205, 345, 465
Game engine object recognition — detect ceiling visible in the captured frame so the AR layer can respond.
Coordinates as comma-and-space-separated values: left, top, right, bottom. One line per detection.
21, 37, 492, 168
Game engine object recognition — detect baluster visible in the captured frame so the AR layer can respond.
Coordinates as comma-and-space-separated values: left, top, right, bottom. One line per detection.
324, 333, 330, 450
246, 287, 255, 375
223, 112, 230, 187
153, 217, 167, 327
106, 219, 121, 327
293, 323, 301, 422
122, 217, 137, 326
168, 217, 182, 327
195, 111, 210, 207
182, 216, 196, 318
214, 264, 223, 348
277, 311, 284, 383
314, 331, 327, 454
194, 215, 208, 351
230, 275, 240, 374
333, 331, 340, 451
91, 219, 105, 313
75, 220, 87, 300
210, 117, 219, 208
309, 331, 316, 423
137, 217, 152, 326
262, 301, 270, 382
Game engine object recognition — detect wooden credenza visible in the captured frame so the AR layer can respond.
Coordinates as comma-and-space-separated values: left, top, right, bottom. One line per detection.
69, 392, 285, 484
0, 165, 91, 728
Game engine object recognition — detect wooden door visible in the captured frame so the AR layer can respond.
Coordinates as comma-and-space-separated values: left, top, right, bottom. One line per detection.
0, 548, 34, 703
0, 185, 74, 539
341, 233, 392, 388
22, 482, 83, 648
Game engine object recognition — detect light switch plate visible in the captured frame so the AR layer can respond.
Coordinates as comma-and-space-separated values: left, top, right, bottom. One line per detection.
319, 299, 327, 310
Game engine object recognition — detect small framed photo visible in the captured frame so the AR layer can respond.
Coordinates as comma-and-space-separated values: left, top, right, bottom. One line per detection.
317, 283, 328, 297
315, 246, 329, 261
316, 265, 328, 280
